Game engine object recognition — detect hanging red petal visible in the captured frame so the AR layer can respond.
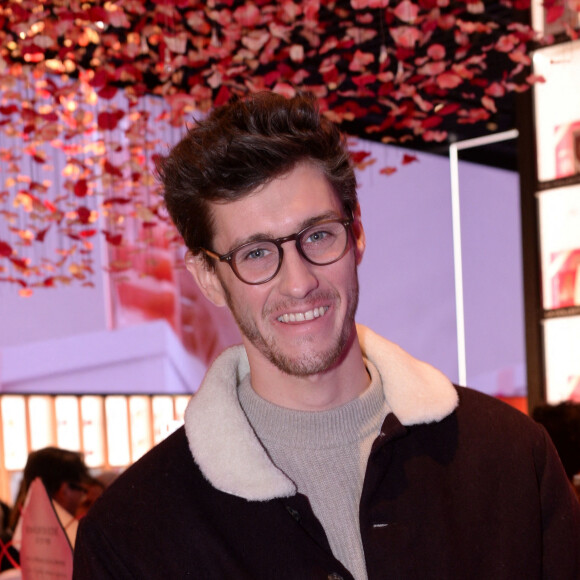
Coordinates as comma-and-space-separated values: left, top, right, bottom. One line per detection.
36, 227, 50, 242
214, 85, 231, 107
104, 161, 124, 177
103, 231, 123, 246
545, 4, 564, 23
350, 150, 372, 164
423, 130, 448, 142
393, 0, 420, 23
74, 179, 88, 198
97, 110, 125, 130
77, 206, 92, 224
0, 105, 19, 116
0, 241, 13, 257
9, 257, 28, 270
421, 115, 443, 129
97, 85, 119, 100
436, 71, 463, 89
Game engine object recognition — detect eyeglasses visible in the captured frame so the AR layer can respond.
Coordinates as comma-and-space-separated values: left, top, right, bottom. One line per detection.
201, 218, 352, 285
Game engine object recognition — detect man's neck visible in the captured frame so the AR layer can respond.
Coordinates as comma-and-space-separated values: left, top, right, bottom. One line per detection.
244, 330, 370, 411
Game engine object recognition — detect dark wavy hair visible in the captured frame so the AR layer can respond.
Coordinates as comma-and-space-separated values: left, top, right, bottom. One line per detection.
156, 91, 357, 266
8, 447, 90, 531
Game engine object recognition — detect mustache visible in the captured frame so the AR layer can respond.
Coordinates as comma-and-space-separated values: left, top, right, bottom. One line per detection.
264, 290, 340, 317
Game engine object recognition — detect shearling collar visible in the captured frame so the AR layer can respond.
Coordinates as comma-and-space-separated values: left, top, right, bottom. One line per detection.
183, 324, 458, 501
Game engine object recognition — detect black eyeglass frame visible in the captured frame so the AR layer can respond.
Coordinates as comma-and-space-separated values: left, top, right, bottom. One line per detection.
200, 217, 353, 285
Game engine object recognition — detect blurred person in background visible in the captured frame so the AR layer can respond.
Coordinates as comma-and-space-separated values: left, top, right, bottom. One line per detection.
0, 500, 16, 573
5, 446, 92, 569
75, 470, 120, 520
533, 401, 580, 500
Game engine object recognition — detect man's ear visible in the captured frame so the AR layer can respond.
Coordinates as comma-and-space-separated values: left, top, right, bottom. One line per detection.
184, 251, 227, 307
351, 203, 366, 265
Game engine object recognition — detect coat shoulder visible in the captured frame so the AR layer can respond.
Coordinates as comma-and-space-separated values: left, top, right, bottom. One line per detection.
450, 385, 558, 471
84, 426, 202, 526
455, 386, 538, 433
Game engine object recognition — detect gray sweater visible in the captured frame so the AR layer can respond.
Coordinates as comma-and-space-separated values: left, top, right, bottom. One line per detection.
238, 360, 389, 580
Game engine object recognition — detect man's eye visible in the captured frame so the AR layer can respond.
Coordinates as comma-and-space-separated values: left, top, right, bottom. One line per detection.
241, 246, 271, 261
305, 230, 331, 244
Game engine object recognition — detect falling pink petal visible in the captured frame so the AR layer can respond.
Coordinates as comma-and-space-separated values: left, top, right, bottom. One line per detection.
0, 241, 13, 257
393, 0, 420, 23
436, 71, 463, 89
390, 26, 422, 48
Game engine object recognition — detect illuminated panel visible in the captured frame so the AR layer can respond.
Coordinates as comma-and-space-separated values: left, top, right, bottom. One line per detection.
80, 396, 105, 468
533, 41, 580, 182
544, 315, 580, 404
128, 396, 152, 462
174, 396, 190, 424
55, 396, 80, 451
531, 0, 580, 36
538, 184, 580, 310
105, 396, 130, 467
1, 396, 28, 470
28, 396, 55, 450
152, 396, 175, 445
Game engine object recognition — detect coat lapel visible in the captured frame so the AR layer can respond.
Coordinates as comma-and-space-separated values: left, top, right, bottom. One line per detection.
184, 324, 458, 501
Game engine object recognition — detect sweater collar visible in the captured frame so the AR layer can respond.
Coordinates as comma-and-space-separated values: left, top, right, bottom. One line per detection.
237, 359, 387, 450
183, 324, 458, 501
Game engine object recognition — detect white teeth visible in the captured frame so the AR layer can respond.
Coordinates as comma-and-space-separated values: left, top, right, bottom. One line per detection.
278, 307, 327, 323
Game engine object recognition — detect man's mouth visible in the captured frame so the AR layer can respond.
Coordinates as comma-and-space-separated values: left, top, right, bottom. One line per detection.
277, 306, 329, 323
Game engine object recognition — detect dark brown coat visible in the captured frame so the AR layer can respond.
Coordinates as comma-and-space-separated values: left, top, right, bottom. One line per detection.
74, 329, 580, 579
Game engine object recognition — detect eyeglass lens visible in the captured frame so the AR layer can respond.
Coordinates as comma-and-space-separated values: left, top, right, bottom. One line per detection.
232, 220, 348, 284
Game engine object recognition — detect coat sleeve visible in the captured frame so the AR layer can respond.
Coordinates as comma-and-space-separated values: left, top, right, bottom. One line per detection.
536, 426, 580, 579
73, 517, 135, 580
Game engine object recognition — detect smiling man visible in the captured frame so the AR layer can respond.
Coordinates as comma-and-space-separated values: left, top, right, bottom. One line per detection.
73, 92, 580, 579
191, 161, 367, 410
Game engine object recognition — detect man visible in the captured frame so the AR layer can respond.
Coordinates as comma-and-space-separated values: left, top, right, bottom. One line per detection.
73, 92, 580, 579
6, 446, 92, 568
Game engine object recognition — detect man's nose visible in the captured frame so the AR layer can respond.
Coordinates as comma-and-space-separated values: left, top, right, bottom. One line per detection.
276, 242, 319, 298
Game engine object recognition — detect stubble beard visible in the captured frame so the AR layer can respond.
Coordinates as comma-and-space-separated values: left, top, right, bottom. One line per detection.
221, 274, 360, 377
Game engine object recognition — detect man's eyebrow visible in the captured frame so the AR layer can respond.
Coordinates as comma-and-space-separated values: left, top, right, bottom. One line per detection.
227, 211, 343, 251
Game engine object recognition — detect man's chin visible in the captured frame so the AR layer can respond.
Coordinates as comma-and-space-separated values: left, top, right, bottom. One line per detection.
269, 356, 333, 378
262, 339, 347, 377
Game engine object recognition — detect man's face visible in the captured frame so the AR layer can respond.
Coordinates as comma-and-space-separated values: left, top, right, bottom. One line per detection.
191, 162, 365, 378
54, 481, 88, 516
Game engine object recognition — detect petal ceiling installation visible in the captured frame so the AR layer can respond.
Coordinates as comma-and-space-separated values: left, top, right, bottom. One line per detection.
0, 0, 572, 291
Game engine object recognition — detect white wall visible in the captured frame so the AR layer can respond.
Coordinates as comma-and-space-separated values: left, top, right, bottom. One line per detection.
0, 250, 109, 348
356, 141, 525, 396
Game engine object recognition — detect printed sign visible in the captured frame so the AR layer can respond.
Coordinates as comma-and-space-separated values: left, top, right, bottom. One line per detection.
19, 478, 73, 580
